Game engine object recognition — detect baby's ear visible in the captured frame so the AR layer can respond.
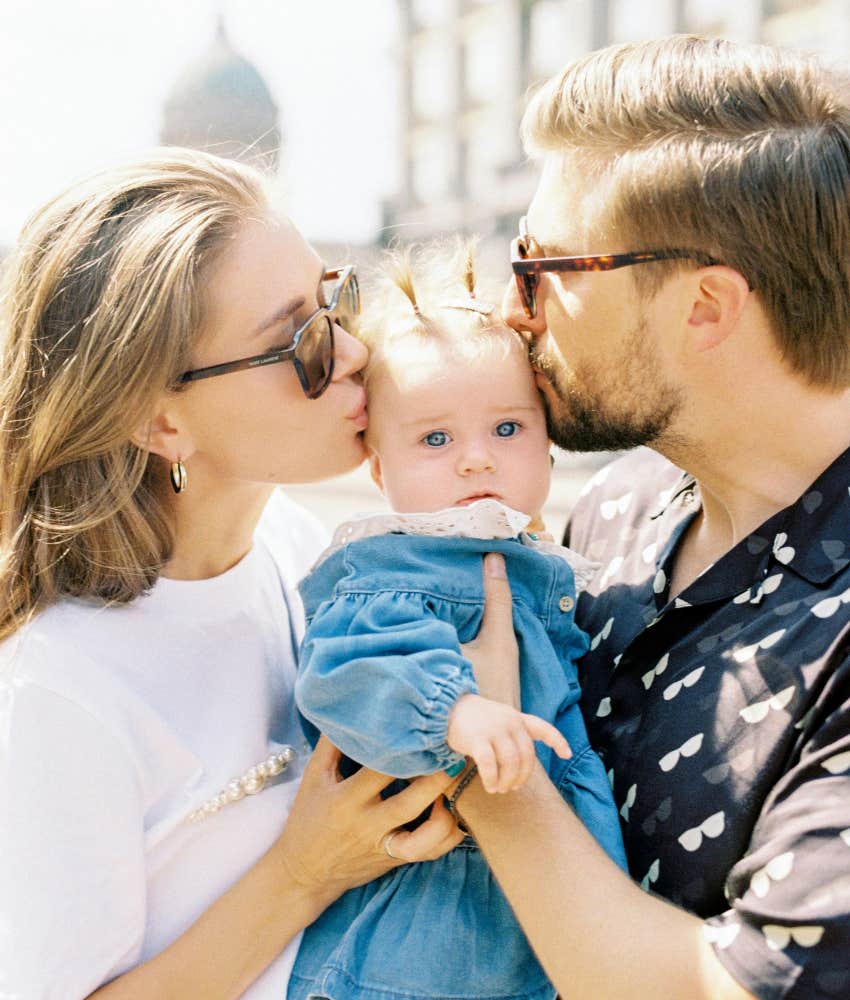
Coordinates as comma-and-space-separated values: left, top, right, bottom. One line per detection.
367, 448, 385, 495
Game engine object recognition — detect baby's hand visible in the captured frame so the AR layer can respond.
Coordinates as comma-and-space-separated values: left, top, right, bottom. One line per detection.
526, 512, 554, 543
446, 694, 571, 794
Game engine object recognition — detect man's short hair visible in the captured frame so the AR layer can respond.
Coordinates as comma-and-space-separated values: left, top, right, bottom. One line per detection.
522, 35, 850, 388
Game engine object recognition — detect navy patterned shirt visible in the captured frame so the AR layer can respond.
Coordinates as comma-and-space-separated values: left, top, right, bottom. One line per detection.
564, 446, 850, 1000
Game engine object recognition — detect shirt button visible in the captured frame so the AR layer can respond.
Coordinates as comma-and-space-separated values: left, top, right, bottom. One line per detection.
558, 595, 575, 613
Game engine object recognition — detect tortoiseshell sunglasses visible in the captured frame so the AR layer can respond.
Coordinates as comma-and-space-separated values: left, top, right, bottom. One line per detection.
510, 217, 717, 319
179, 265, 359, 399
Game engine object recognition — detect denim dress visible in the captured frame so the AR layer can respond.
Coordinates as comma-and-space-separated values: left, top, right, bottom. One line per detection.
289, 515, 626, 1000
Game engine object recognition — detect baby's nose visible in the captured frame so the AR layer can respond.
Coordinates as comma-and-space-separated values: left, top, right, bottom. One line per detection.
457, 444, 496, 475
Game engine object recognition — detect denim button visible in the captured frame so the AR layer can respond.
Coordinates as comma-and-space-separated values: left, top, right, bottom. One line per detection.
558, 595, 574, 612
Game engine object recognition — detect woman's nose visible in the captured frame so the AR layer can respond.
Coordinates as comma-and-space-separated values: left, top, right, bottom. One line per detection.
331, 323, 368, 381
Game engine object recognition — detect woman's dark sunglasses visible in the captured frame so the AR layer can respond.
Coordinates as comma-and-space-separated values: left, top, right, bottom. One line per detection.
178, 265, 359, 399
510, 217, 717, 319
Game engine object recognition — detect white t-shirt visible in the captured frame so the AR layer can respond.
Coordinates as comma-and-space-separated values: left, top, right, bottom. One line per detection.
0, 490, 328, 1000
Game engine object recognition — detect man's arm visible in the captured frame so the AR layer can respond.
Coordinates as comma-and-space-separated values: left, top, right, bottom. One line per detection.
457, 765, 755, 1000
460, 553, 756, 1000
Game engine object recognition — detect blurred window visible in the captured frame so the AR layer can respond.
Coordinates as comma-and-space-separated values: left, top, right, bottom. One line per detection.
412, 39, 456, 120
463, 12, 507, 105
763, 0, 820, 13
610, 0, 678, 40
464, 110, 501, 190
529, 0, 592, 82
412, 130, 456, 201
412, 0, 454, 28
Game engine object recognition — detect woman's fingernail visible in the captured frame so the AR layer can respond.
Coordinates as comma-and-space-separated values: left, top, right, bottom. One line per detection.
485, 553, 507, 579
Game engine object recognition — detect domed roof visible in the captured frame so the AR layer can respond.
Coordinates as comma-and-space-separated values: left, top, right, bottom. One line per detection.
161, 18, 281, 170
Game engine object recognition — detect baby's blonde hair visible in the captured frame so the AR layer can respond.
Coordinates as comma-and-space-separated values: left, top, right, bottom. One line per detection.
357, 240, 524, 386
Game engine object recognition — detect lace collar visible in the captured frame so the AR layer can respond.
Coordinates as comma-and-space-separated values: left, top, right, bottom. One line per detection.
315, 498, 599, 594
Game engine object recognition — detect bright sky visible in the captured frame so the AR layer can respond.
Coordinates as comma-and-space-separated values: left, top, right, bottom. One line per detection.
0, 0, 398, 248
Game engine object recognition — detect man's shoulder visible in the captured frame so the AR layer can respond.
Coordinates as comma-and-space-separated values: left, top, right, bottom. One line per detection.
564, 448, 684, 550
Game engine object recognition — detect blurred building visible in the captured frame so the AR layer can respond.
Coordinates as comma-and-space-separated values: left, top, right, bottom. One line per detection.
385, 0, 850, 249
160, 16, 281, 171
158, 16, 381, 275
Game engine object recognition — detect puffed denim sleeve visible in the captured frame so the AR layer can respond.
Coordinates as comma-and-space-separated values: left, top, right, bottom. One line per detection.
295, 590, 478, 778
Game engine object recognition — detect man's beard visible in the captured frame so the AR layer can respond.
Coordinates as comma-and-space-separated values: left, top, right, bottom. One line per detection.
532, 318, 684, 453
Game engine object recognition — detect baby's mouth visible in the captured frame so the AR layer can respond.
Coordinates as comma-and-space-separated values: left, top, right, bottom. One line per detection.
455, 492, 501, 506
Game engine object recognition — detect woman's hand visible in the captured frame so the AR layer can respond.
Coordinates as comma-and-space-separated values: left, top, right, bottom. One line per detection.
272, 737, 464, 909
461, 552, 521, 708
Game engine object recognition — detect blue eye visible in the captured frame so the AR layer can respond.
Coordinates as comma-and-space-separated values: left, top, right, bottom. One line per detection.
495, 421, 520, 438
423, 430, 451, 448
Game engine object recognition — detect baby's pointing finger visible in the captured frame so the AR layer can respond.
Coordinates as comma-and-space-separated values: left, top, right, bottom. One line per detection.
522, 714, 572, 759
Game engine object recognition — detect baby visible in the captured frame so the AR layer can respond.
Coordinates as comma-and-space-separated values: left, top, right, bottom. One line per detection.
289, 245, 625, 1000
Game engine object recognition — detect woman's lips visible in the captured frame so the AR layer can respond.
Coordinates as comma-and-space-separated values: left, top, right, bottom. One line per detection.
348, 397, 369, 430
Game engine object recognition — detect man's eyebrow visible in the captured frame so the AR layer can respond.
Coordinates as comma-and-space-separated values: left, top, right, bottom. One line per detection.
252, 296, 306, 337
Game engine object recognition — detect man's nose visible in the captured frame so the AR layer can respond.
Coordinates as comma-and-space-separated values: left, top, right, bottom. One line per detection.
501, 277, 548, 343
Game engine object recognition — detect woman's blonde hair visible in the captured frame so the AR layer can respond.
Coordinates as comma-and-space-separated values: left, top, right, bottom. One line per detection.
358, 239, 521, 385
0, 148, 270, 639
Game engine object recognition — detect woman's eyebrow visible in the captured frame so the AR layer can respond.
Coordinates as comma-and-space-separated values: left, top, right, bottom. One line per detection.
252, 296, 306, 337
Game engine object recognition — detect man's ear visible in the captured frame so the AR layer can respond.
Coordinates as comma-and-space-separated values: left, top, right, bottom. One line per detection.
130, 399, 194, 463
687, 266, 750, 353
368, 447, 385, 495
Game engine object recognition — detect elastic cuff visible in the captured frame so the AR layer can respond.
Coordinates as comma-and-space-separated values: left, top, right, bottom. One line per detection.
444, 759, 467, 778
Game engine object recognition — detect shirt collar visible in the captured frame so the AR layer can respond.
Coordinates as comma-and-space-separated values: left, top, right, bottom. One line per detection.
751, 445, 850, 585
653, 445, 850, 595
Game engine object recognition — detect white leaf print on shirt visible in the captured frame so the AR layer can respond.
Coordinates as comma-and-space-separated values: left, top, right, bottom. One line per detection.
641, 542, 657, 564
811, 586, 850, 619
773, 532, 795, 564
733, 629, 786, 663
598, 556, 624, 588
739, 686, 795, 724
600, 492, 633, 520
620, 784, 637, 822
579, 464, 611, 497
750, 852, 794, 898
703, 922, 741, 950
763, 924, 824, 951
640, 859, 660, 891
733, 573, 784, 606
590, 617, 614, 651
822, 750, 850, 774
659, 733, 704, 772
642, 653, 669, 690
663, 666, 705, 701
678, 811, 725, 852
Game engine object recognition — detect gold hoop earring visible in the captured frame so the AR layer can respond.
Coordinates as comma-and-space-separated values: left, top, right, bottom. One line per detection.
170, 460, 187, 494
